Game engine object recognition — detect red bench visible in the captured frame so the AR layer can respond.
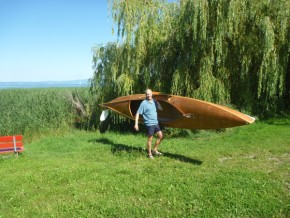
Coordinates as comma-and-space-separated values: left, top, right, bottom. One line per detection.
0, 135, 24, 155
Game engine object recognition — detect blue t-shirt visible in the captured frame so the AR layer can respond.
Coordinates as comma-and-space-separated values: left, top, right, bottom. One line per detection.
137, 99, 158, 126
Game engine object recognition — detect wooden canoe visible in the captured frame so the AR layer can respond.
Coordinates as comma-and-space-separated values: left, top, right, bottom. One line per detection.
100, 92, 255, 129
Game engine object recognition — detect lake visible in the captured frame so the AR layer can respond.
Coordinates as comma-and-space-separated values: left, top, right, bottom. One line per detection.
0, 80, 89, 89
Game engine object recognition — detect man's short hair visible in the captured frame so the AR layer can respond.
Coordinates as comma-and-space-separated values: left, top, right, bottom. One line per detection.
145, 88, 152, 93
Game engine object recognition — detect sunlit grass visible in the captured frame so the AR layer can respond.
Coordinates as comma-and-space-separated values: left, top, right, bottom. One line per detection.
0, 119, 289, 217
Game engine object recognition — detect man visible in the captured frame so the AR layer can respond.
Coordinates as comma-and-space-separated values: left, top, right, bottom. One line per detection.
134, 89, 163, 159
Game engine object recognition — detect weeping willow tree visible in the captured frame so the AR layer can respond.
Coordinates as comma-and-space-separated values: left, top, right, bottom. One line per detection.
91, 0, 290, 120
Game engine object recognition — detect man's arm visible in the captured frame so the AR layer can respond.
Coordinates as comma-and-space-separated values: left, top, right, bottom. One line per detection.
155, 100, 163, 111
134, 113, 140, 131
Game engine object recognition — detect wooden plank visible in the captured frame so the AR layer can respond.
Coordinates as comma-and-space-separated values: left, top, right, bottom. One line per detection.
0, 147, 24, 153
0, 142, 23, 148
0, 135, 23, 142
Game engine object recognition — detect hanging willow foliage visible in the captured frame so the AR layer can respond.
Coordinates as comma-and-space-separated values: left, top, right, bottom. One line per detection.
91, 0, 290, 120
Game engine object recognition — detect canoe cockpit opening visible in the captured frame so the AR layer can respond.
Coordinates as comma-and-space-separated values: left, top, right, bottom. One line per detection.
130, 100, 143, 117
129, 100, 183, 123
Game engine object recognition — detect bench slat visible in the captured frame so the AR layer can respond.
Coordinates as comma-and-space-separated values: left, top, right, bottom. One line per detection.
0, 135, 23, 142
0, 147, 24, 153
0, 142, 23, 148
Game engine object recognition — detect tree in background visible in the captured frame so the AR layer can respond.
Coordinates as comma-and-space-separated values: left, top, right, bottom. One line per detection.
91, 0, 289, 120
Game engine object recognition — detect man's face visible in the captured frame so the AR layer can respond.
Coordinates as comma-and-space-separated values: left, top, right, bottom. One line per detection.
146, 90, 153, 100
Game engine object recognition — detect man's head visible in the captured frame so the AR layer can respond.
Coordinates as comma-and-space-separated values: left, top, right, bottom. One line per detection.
145, 88, 153, 100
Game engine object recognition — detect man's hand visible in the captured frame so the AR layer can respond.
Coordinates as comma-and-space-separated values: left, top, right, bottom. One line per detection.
134, 124, 139, 131
135, 113, 140, 131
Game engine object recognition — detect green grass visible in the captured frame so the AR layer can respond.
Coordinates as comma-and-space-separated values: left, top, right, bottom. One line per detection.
0, 119, 289, 217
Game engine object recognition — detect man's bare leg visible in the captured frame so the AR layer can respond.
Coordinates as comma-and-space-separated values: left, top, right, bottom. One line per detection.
153, 131, 163, 152
147, 136, 153, 156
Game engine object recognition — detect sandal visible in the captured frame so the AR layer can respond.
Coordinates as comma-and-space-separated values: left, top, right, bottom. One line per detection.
152, 150, 163, 156
148, 154, 154, 159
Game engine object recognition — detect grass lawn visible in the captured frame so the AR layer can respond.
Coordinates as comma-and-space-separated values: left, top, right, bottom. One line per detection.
1, 118, 289, 217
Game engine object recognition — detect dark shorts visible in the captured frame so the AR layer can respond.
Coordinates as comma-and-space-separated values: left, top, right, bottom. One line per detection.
146, 124, 161, 136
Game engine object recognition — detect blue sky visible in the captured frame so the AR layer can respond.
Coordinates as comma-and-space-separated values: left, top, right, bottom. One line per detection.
0, 0, 115, 82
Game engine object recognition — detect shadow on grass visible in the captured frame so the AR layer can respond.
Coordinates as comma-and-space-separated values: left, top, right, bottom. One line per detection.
89, 137, 202, 165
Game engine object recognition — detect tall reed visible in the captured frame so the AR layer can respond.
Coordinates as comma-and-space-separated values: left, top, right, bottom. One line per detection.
0, 88, 89, 136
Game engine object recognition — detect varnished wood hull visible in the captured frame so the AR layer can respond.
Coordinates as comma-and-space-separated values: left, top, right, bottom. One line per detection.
100, 93, 255, 129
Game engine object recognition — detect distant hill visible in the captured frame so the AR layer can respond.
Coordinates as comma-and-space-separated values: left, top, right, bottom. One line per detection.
0, 79, 90, 89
